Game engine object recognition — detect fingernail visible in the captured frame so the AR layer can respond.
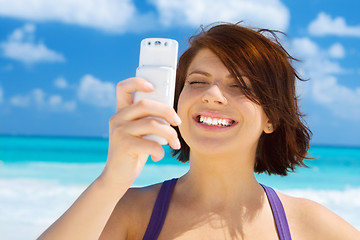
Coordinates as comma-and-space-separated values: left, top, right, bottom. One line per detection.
151, 153, 163, 162
173, 114, 182, 125
151, 154, 159, 162
145, 82, 154, 90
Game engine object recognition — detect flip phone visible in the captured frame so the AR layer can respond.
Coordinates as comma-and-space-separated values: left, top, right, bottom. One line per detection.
134, 38, 179, 145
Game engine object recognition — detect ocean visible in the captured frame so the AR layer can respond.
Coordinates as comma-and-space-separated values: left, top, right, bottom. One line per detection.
0, 135, 359, 239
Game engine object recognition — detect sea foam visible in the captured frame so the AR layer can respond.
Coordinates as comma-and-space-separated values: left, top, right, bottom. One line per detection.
1, 178, 359, 240
283, 188, 360, 231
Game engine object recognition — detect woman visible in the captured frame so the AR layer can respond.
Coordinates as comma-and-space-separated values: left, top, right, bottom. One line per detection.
39, 23, 360, 239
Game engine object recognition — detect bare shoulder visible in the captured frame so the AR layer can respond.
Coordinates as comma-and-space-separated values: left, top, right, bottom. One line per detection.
276, 191, 360, 239
122, 182, 162, 212
100, 182, 162, 240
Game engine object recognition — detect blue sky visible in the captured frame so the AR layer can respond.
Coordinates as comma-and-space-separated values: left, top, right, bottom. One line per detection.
0, 0, 359, 146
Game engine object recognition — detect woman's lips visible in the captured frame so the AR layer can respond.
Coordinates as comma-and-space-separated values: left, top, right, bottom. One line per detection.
192, 112, 238, 130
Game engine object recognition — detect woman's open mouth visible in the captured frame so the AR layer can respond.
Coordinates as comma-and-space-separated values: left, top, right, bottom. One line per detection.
196, 115, 235, 127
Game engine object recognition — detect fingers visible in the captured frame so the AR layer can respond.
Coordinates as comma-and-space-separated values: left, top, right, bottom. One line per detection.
123, 117, 181, 150
127, 136, 165, 162
109, 128, 166, 161
110, 77, 181, 165
109, 115, 180, 149
115, 77, 181, 126
116, 78, 154, 111
115, 99, 181, 126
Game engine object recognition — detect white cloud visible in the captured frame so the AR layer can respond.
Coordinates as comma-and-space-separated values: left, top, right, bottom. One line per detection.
54, 77, 69, 89
0, 24, 65, 64
292, 38, 344, 76
10, 89, 41, 107
10, 95, 28, 107
0, 0, 154, 33
151, 0, 290, 31
77, 74, 115, 107
10, 88, 76, 111
32, 88, 45, 105
308, 12, 360, 37
0, 0, 289, 33
292, 38, 319, 57
291, 38, 360, 120
328, 43, 345, 59
49, 95, 76, 111
312, 76, 360, 119
49, 95, 62, 106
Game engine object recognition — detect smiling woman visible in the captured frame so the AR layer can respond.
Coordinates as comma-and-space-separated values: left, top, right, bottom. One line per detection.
173, 25, 311, 177
38, 23, 360, 240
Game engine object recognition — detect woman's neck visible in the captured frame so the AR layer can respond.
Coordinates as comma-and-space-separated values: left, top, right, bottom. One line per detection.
178, 149, 264, 209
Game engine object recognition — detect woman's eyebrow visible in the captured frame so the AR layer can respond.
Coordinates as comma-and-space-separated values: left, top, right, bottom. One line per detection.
187, 70, 235, 79
187, 70, 211, 77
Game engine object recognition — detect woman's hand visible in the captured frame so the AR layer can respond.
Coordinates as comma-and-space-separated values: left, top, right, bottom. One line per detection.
37, 77, 181, 240
100, 77, 182, 187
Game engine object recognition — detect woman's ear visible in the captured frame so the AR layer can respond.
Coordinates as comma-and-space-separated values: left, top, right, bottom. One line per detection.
264, 120, 274, 134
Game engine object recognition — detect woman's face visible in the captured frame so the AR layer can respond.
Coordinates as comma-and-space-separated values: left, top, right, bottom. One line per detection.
177, 48, 272, 157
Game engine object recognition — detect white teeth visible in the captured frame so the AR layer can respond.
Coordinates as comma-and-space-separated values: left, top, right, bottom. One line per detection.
198, 115, 233, 127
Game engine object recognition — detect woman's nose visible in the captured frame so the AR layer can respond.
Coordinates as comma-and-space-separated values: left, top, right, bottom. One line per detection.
201, 84, 228, 105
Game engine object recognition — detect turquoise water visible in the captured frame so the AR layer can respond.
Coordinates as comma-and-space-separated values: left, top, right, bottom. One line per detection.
0, 135, 359, 238
1, 135, 359, 189
0, 135, 109, 163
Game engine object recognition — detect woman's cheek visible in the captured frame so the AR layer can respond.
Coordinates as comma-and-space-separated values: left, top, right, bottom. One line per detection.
177, 91, 188, 119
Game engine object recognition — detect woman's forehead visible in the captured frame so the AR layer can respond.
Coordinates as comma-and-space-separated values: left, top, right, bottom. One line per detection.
186, 48, 251, 84
187, 49, 230, 76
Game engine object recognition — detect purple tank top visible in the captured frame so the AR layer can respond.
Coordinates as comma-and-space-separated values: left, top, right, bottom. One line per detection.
142, 178, 292, 240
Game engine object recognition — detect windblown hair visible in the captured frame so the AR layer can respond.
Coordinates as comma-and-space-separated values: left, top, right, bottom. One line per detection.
172, 23, 312, 176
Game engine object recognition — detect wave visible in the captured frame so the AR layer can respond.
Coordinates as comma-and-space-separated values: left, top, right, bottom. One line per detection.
0, 178, 86, 240
1, 178, 359, 240
283, 188, 360, 231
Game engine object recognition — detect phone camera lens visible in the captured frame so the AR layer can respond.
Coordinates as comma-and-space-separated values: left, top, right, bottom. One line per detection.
164, 42, 168, 46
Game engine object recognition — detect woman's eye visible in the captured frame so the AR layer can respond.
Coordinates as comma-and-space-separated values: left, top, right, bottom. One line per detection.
229, 83, 251, 91
229, 83, 244, 89
189, 81, 207, 85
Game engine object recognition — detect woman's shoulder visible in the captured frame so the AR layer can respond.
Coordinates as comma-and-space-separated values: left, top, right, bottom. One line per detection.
100, 182, 163, 239
276, 191, 360, 239
125, 182, 163, 205
120, 182, 163, 220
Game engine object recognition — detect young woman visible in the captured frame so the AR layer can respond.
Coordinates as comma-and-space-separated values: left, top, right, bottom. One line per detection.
39, 23, 360, 240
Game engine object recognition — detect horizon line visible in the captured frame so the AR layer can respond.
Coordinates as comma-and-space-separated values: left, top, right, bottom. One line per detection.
1, 133, 360, 149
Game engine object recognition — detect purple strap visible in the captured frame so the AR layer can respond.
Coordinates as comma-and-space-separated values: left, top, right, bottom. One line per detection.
142, 179, 291, 240
261, 184, 292, 240
142, 178, 178, 240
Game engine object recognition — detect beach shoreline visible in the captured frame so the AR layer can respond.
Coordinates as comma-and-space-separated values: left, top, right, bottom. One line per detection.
1, 136, 359, 239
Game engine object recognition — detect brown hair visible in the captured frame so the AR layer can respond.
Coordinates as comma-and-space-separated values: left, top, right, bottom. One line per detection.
172, 23, 312, 176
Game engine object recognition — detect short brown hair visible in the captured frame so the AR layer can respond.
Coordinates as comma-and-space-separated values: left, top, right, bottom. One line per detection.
172, 23, 312, 176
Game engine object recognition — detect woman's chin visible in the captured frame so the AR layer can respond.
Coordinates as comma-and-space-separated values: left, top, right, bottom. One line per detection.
187, 137, 237, 156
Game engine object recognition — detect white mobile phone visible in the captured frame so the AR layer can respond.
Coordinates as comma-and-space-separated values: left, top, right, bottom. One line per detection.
134, 38, 179, 145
